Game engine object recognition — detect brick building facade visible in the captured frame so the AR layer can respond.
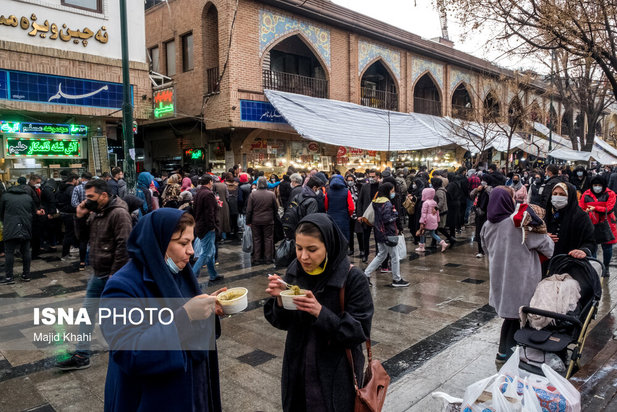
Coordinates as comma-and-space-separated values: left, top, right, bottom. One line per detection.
143, 0, 582, 173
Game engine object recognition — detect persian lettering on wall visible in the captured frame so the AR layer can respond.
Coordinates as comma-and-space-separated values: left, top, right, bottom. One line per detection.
0, 13, 108, 47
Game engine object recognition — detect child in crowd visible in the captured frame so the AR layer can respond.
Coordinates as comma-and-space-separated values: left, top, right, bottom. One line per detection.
416, 187, 448, 252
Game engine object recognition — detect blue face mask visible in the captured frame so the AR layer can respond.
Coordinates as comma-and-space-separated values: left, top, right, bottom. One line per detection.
166, 255, 180, 274
390, 192, 396, 199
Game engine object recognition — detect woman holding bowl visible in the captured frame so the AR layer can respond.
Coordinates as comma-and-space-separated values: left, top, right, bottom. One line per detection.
101, 208, 225, 411
265, 213, 374, 412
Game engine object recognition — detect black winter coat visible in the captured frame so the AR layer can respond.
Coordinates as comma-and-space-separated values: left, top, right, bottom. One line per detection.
264, 259, 373, 412
56, 183, 76, 214
0, 184, 36, 240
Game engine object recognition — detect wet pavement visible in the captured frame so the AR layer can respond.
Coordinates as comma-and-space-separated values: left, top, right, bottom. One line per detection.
0, 226, 616, 411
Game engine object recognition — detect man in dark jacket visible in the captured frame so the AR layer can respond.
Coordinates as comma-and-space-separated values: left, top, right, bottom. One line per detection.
287, 173, 303, 208
1, 177, 36, 284
25, 174, 46, 259
192, 175, 222, 281
539, 164, 564, 209
55, 179, 132, 370
246, 177, 278, 264
56, 174, 79, 260
278, 174, 292, 208
487, 164, 507, 185
357, 170, 380, 262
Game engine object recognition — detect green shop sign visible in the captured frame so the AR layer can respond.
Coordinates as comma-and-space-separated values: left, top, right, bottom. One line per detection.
0, 121, 87, 136
5, 138, 82, 158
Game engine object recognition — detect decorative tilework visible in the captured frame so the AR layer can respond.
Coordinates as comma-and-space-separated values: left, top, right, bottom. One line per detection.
358, 41, 401, 81
411, 57, 444, 90
3, 70, 130, 109
482, 80, 500, 100
450, 68, 474, 93
240, 100, 287, 124
259, 9, 331, 69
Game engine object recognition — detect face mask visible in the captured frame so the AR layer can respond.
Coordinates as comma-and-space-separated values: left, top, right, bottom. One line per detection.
84, 199, 99, 211
34, 183, 41, 189
551, 195, 568, 210
314, 189, 320, 195
271, 179, 276, 183
513, 180, 519, 184
593, 185, 603, 194
390, 193, 396, 199
165, 255, 180, 274
577, 171, 584, 177
347, 181, 355, 187
545, 175, 550, 181
306, 256, 328, 276
535, 178, 542, 185
429, 184, 433, 188
481, 181, 487, 187
412, 184, 417, 190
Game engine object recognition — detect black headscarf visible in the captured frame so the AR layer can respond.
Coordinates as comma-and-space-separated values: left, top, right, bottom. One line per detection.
127, 208, 201, 307
590, 175, 607, 194
545, 182, 594, 255
294, 213, 349, 278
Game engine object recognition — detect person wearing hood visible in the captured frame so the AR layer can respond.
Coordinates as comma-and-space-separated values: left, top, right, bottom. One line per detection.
265, 214, 373, 412
572, 166, 590, 194
325, 174, 354, 243
100, 209, 224, 411
579, 176, 616, 276
363, 183, 409, 287
431, 177, 453, 245
510, 173, 528, 203
415, 187, 447, 252
136, 172, 155, 216
0, 177, 36, 284
545, 182, 595, 266
465, 169, 481, 224
56, 179, 132, 370
181, 176, 193, 192
481, 187, 554, 363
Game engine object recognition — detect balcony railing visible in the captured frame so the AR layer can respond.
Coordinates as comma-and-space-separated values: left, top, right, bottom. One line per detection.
414, 97, 442, 116
206, 66, 220, 95
262, 69, 328, 98
360, 87, 399, 111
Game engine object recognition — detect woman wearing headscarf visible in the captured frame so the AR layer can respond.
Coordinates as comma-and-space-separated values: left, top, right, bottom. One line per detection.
579, 176, 616, 276
225, 173, 240, 239
161, 173, 182, 208
545, 182, 595, 262
481, 187, 554, 363
264, 214, 373, 412
213, 176, 231, 241
100, 209, 224, 411
511, 173, 528, 203
345, 174, 363, 256
407, 177, 426, 244
135, 172, 154, 216
470, 174, 493, 258
181, 176, 193, 192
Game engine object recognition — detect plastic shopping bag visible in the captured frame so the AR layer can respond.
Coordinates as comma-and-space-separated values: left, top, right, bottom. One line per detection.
237, 214, 246, 230
275, 238, 295, 268
193, 236, 201, 259
395, 234, 406, 260
242, 225, 253, 254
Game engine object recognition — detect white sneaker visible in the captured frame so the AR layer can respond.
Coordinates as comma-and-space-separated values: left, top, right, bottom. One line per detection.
69, 247, 79, 255
476, 253, 484, 258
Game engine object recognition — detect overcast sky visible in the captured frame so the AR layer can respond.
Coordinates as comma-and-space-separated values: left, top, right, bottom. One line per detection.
331, 0, 539, 72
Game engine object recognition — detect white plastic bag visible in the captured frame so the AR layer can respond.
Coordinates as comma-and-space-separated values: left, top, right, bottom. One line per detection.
237, 214, 246, 230
193, 236, 201, 259
395, 234, 406, 260
242, 225, 253, 254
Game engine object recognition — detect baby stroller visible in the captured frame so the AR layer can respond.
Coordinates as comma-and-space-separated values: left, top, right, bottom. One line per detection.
515, 254, 603, 379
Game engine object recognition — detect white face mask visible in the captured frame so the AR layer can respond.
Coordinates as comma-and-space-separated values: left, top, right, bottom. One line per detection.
593, 185, 603, 194
551, 195, 568, 210
577, 171, 584, 177
34, 183, 41, 189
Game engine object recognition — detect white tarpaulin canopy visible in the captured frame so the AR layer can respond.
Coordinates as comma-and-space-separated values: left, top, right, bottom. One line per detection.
264, 90, 458, 151
549, 148, 593, 162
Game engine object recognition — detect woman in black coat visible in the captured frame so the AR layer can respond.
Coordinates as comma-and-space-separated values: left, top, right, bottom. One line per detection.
544, 182, 595, 272
408, 177, 425, 243
265, 213, 373, 412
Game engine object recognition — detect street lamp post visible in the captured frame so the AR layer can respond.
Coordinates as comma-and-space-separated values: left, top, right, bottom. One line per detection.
548, 51, 555, 164
119, 0, 136, 192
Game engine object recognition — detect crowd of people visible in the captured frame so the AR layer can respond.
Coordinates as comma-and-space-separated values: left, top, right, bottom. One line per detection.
1, 160, 616, 411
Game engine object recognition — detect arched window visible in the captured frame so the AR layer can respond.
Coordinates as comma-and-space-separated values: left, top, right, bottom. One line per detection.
262, 34, 328, 98
203, 3, 220, 95
360, 60, 398, 111
413, 74, 441, 116
508, 96, 524, 130
451, 83, 473, 120
483, 92, 500, 121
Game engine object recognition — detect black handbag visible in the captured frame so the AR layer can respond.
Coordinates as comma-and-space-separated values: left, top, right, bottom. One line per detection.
594, 213, 615, 244
385, 236, 399, 247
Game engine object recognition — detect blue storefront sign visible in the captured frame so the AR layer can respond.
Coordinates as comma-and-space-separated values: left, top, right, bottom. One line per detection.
0, 70, 8, 100
240, 100, 287, 124
0, 69, 132, 109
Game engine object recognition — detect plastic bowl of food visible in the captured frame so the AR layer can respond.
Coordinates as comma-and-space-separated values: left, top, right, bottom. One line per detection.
280, 288, 306, 310
217, 287, 248, 315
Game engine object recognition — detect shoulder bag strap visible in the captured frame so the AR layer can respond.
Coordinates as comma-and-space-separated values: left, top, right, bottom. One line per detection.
340, 265, 372, 391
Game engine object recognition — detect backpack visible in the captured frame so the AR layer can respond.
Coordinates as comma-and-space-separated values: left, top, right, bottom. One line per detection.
281, 195, 310, 233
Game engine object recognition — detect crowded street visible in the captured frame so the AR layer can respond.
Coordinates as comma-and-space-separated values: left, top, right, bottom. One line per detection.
1, 221, 616, 411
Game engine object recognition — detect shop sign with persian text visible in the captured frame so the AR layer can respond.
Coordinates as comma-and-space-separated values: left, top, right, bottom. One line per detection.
5, 138, 82, 158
